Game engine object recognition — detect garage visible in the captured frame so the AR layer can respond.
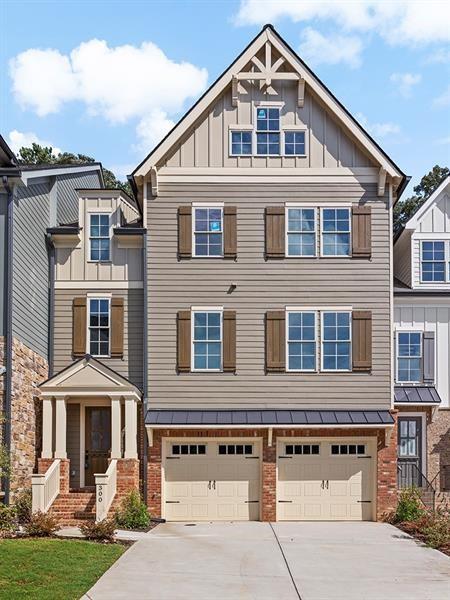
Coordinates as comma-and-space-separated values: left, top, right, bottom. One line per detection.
277, 438, 375, 521
163, 439, 261, 521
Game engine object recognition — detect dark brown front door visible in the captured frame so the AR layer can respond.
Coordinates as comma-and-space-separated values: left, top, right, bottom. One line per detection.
398, 417, 422, 488
85, 407, 111, 486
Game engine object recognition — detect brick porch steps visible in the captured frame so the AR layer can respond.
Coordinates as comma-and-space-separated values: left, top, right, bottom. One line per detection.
49, 490, 96, 526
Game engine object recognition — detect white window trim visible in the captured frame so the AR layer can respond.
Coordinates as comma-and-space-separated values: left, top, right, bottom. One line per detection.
283, 128, 307, 158
254, 105, 282, 157
320, 310, 352, 373
191, 308, 223, 372
285, 207, 317, 258
419, 239, 449, 284
319, 207, 352, 258
228, 124, 253, 131
229, 128, 253, 157
191, 206, 224, 258
395, 330, 423, 384
286, 310, 318, 372
87, 297, 111, 358
88, 212, 112, 263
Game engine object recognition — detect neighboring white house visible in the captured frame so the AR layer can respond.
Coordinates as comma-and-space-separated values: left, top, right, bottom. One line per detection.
394, 176, 450, 505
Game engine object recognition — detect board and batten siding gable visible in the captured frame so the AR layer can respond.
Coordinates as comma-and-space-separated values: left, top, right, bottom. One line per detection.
162, 85, 375, 170
394, 302, 450, 407
146, 181, 391, 411
56, 170, 103, 225
53, 288, 144, 389
12, 182, 50, 357
55, 194, 142, 283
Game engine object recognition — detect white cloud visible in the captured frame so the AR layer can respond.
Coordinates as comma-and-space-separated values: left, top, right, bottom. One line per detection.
135, 109, 175, 152
390, 72, 421, 98
9, 39, 208, 150
235, 1, 450, 47
356, 112, 400, 138
7, 130, 62, 156
434, 136, 450, 145
425, 48, 450, 64
299, 28, 363, 68
433, 85, 450, 108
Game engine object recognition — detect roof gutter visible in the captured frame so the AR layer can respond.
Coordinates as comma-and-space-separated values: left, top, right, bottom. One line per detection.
45, 233, 55, 377
141, 186, 149, 504
2, 176, 14, 504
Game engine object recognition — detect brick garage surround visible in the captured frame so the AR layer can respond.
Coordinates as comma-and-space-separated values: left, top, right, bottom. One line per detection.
147, 418, 398, 521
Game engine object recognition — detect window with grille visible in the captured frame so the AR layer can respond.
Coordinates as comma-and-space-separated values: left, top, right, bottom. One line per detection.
88, 298, 110, 357
89, 214, 110, 261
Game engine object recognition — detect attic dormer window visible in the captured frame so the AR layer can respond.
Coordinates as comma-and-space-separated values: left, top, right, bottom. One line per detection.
256, 107, 280, 155
421, 241, 446, 282
89, 214, 110, 262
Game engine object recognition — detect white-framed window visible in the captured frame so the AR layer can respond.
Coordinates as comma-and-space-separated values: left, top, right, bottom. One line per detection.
321, 208, 351, 257
285, 444, 320, 455
284, 130, 306, 155
287, 311, 317, 371
192, 309, 222, 371
331, 444, 366, 456
88, 298, 110, 357
193, 207, 223, 257
321, 311, 351, 371
89, 214, 110, 261
230, 130, 252, 156
286, 208, 316, 257
421, 241, 446, 282
396, 331, 422, 383
256, 107, 280, 155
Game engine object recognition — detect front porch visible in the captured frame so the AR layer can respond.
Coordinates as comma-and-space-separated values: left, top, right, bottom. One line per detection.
31, 357, 142, 523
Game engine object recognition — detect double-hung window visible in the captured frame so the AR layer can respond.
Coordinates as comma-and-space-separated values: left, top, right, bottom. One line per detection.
421, 241, 446, 282
230, 131, 252, 155
192, 310, 222, 371
89, 214, 110, 261
397, 332, 422, 383
322, 312, 351, 371
287, 312, 316, 371
256, 107, 280, 155
88, 298, 110, 357
321, 208, 351, 256
193, 207, 223, 257
286, 208, 316, 256
284, 131, 306, 155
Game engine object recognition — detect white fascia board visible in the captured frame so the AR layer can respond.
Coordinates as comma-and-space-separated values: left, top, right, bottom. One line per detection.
145, 423, 394, 430
404, 176, 450, 230
21, 165, 102, 185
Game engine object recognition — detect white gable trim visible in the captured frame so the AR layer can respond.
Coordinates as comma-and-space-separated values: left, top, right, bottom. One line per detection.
133, 26, 404, 182
405, 176, 450, 230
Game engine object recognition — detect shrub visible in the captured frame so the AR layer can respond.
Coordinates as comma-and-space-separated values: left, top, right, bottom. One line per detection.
395, 487, 425, 523
115, 490, 151, 530
80, 518, 116, 542
0, 505, 17, 537
24, 511, 60, 537
422, 509, 450, 550
14, 489, 32, 524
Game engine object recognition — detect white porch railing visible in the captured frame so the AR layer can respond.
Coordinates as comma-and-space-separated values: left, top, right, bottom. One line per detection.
95, 459, 117, 522
31, 459, 61, 513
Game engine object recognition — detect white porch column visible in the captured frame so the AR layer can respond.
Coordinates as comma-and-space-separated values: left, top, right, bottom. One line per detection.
54, 397, 67, 459
41, 397, 53, 459
111, 397, 122, 459
124, 396, 138, 459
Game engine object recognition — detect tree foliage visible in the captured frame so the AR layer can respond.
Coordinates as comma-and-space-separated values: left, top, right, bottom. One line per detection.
17, 143, 132, 197
394, 165, 449, 232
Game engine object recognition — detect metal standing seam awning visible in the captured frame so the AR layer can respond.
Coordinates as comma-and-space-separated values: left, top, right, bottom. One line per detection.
394, 386, 442, 405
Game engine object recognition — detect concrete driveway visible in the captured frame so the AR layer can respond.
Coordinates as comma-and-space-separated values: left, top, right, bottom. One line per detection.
85, 522, 450, 600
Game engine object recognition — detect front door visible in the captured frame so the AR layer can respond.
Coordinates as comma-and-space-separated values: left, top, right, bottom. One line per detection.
398, 417, 422, 488
85, 407, 111, 486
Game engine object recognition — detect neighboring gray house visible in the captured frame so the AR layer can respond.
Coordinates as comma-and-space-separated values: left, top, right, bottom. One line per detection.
0, 135, 104, 501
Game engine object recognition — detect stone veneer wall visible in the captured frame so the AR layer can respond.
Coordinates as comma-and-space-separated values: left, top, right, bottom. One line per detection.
427, 409, 450, 505
9, 338, 48, 497
147, 420, 398, 521
0, 337, 4, 498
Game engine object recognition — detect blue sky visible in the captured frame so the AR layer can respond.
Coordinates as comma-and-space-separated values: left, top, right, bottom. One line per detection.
1, 0, 450, 195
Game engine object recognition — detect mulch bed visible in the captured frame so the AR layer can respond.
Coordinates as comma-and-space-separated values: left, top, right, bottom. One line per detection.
395, 521, 450, 557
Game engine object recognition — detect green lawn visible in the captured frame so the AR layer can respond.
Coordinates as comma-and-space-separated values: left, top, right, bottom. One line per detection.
0, 538, 125, 599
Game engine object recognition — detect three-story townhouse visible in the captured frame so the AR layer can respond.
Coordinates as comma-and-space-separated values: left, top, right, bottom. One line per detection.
394, 175, 450, 508
131, 25, 407, 522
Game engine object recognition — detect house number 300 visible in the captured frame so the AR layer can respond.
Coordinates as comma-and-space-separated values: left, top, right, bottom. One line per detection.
98, 485, 103, 502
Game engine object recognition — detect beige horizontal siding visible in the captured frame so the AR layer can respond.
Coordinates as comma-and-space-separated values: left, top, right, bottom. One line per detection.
147, 182, 391, 410
53, 288, 144, 389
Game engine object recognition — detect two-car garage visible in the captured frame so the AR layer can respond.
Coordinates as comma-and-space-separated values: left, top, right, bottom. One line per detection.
162, 437, 376, 522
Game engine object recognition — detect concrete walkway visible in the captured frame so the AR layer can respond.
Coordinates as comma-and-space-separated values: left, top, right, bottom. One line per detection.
84, 522, 450, 600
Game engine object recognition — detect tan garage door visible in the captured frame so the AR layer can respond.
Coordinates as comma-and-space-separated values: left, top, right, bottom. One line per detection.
277, 439, 374, 521
163, 440, 261, 521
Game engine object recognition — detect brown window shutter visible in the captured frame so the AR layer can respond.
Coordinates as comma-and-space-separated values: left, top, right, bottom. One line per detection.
177, 311, 191, 372
73, 297, 87, 357
110, 297, 124, 358
352, 311, 372, 371
178, 206, 192, 259
223, 310, 236, 372
265, 207, 285, 259
224, 206, 237, 259
265, 311, 285, 372
352, 206, 371, 258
